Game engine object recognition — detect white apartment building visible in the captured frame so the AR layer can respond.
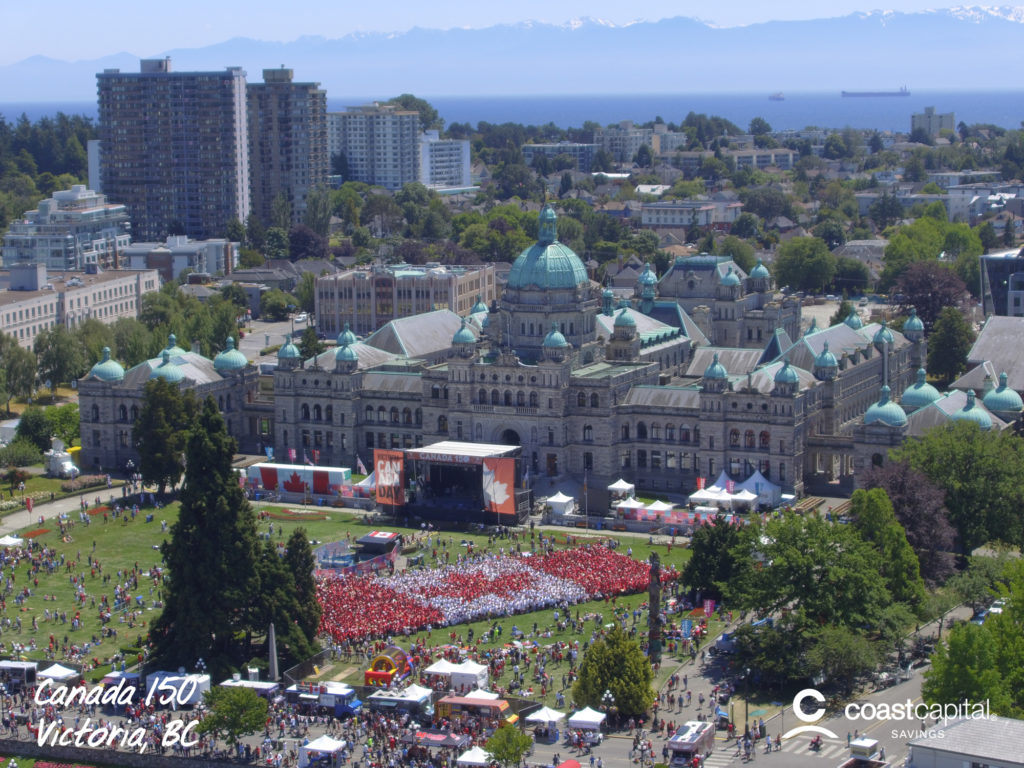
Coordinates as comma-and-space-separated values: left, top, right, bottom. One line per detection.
0, 263, 160, 348
911, 106, 955, 139
327, 105, 420, 190
419, 131, 471, 189
2, 185, 130, 271
594, 121, 655, 163
640, 199, 743, 230
121, 235, 238, 283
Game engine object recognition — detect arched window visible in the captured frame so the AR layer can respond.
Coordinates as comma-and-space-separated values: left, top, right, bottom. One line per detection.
529, 392, 539, 407
442, 387, 449, 400
583, 425, 593, 441
730, 429, 740, 447
637, 422, 648, 439
759, 431, 770, 449
694, 426, 701, 443
872, 453, 884, 467
577, 392, 586, 407
517, 391, 525, 406
403, 407, 412, 425
390, 407, 399, 424
218, 396, 224, 411
377, 406, 386, 422
621, 424, 630, 440
431, 384, 441, 399
745, 430, 755, 449
590, 393, 599, 407
326, 405, 333, 423
666, 425, 675, 441
91, 404, 99, 422
365, 405, 374, 422
680, 427, 690, 443
313, 404, 322, 421
301, 404, 310, 421
651, 423, 660, 440
504, 390, 512, 406
119, 404, 127, 422
491, 389, 500, 405
415, 408, 422, 425
439, 416, 448, 433
478, 389, 487, 404
131, 405, 138, 422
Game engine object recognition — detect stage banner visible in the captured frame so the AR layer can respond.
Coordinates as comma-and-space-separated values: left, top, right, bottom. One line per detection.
374, 449, 405, 506
482, 457, 515, 516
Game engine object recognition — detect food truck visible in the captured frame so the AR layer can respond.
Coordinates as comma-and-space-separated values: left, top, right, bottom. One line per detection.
435, 695, 518, 730
286, 681, 362, 718
367, 684, 434, 723
668, 721, 716, 765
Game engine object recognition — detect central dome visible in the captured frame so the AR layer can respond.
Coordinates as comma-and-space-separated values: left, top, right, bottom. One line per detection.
507, 205, 589, 291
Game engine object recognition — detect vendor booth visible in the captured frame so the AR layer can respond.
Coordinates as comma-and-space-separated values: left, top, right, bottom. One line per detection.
367, 683, 433, 722
607, 479, 635, 498
436, 695, 516, 729
735, 470, 781, 507
286, 681, 361, 717
219, 678, 280, 698
145, 671, 211, 708
545, 492, 575, 516
0, 660, 37, 690
567, 707, 606, 743
526, 706, 566, 743
451, 660, 489, 692
457, 746, 493, 767
38, 663, 78, 682
99, 671, 141, 704
298, 735, 346, 768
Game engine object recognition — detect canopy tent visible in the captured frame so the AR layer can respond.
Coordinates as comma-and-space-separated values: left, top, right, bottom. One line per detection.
615, 497, 645, 510
0, 535, 24, 547
645, 500, 675, 513
709, 470, 734, 492
457, 746, 493, 767
546, 492, 575, 515
688, 488, 733, 506
299, 735, 346, 768
38, 663, 77, 681
568, 707, 606, 730
424, 659, 459, 676
730, 489, 758, 505
525, 706, 566, 724
356, 471, 376, 489
464, 688, 499, 701
607, 479, 635, 495
736, 470, 782, 507
451, 660, 488, 691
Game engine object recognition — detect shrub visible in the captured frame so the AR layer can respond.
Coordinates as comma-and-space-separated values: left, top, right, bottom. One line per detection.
0, 437, 43, 468
60, 474, 107, 492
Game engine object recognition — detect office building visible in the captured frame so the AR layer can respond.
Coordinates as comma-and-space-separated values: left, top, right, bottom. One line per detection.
521, 142, 599, 173
120, 235, 238, 284
2, 185, 130, 271
247, 68, 328, 226
97, 58, 251, 241
327, 105, 420, 190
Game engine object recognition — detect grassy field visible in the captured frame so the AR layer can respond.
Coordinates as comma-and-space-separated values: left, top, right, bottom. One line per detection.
7, 498, 701, 700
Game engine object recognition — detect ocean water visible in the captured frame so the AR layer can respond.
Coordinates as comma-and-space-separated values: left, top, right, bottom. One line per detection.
3, 91, 1023, 132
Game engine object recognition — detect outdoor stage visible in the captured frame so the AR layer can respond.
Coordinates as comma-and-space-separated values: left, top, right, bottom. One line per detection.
374, 441, 532, 524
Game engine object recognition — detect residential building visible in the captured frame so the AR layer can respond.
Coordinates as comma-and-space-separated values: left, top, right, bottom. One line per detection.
520, 142, 599, 173
911, 106, 954, 139
315, 264, 497, 338
96, 58, 251, 241
594, 121, 654, 163
640, 199, 743, 230
419, 131, 471, 189
981, 252, 1024, 317
2, 185, 130, 271
121, 235, 239, 284
0, 263, 160, 348
246, 68, 328, 226
327, 104, 420, 190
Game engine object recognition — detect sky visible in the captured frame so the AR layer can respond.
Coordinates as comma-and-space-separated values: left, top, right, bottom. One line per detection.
2, 0, 950, 65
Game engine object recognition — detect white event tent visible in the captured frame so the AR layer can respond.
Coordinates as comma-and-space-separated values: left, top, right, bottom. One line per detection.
607, 478, 635, 496
457, 746, 492, 766
38, 663, 77, 681
546, 492, 575, 515
299, 735, 346, 768
568, 706, 606, 730
526, 706, 566, 724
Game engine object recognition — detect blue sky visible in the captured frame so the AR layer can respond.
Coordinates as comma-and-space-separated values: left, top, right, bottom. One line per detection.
3, 0, 945, 65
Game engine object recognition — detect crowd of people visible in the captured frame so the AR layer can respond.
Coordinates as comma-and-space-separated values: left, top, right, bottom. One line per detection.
317, 544, 676, 643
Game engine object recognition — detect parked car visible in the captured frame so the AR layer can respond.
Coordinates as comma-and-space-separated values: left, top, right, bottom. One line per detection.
294, 313, 308, 323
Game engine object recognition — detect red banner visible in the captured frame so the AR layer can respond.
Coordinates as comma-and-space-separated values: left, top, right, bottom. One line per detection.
374, 449, 405, 506
482, 457, 515, 516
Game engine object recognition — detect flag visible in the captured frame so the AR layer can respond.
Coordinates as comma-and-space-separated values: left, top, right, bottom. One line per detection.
697, 476, 705, 490
288, 447, 296, 462
356, 455, 368, 475
304, 451, 314, 466
726, 479, 735, 494
264, 446, 274, 459
312, 449, 320, 464
523, 467, 530, 489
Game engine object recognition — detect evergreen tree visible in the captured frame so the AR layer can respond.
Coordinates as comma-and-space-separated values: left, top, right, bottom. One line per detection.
927, 307, 976, 383
149, 397, 261, 676
486, 724, 534, 768
298, 327, 324, 360
849, 488, 927, 610
253, 539, 316, 667
134, 379, 195, 494
284, 528, 322, 643
572, 626, 654, 717
681, 516, 743, 601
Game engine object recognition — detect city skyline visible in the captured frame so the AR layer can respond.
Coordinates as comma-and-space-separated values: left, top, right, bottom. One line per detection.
0, 1, 976, 66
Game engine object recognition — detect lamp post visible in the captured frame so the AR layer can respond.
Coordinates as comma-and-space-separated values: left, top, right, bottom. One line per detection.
602, 689, 615, 730
744, 668, 751, 739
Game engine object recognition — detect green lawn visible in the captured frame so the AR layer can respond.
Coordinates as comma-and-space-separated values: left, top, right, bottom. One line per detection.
9, 500, 695, 699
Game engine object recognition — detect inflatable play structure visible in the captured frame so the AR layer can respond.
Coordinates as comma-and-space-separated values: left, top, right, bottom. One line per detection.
365, 645, 413, 687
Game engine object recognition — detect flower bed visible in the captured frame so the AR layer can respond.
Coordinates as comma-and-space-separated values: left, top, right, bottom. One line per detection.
87, 505, 111, 516
60, 474, 107, 492
36, 762, 98, 768
22, 528, 49, 538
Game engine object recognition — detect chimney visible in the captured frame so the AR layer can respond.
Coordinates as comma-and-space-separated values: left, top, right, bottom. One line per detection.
224, 242, 232, 276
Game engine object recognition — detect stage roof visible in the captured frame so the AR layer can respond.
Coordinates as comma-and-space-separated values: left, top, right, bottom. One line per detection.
405, 441, 518, 460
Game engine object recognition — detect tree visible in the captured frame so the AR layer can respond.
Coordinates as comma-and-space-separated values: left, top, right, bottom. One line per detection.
0, 343, 36, 413
572, 626, 654, 717
559, 172, 573, 197
2, 468, 30, 492
833, 257, 870, 294
271, 193, 292, 230
288, 224, 328, 261
148, 397, 260, 676
225, 217, 246, 247
893, 421, 1024, 552
298, 326, 324, 360
804, 626, 880, 695
863, 461, 956, 586
486, 724, 533, 768
773, 237, 837, 293
110, 318, 153, 369
133, 379, 196, 495
15, 406, 51, 452
848, 488, 927, 609
715, 236, 756, 273
0, 439, 42, 469
294, 272, 317, 314
895, 262, 965, 330
812, 218, 846, 250
45, 403, 79, 447
302, 185, 332, 239
384, 94, 442, 130
927, 307, 975, 383
252, 538, 317, 666
260, 289, 295, 322
633, 144, 653, 168
220, 283, 251, 311
34, 325, 87, 388
829, 300, 854, 327
869, 193, 904, 229
730, 212, 761, 240
74, 319, 115, 369
283, 528, 321, 643
681, 517, 743, 600
263, 227, 290, 260
196, 686, 268, 746
748, 117, 771, 136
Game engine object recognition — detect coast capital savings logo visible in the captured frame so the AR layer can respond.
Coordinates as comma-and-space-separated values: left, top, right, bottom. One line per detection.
781, 688, 839, 740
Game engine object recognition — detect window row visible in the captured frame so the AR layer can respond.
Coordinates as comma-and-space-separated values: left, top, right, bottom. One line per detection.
478, 390, 540, 407
620, 423, 701, 443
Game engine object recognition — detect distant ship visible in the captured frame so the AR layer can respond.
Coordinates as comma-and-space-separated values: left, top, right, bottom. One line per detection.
841, 86, 910, 97
769, 92, 785, 101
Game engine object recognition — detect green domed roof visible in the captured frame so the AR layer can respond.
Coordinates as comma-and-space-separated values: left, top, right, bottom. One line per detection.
804, 317, 819, 336
774, 360, 799, 385
149, 350, 184, 383
720, 266, 741, 287
903, 307, 924, 332
507, 205, 589, 291
213, 336, 248, 372
336, 323, 357, 347
873, 320, 895, 346
844, 310, 863, 330
603, 288, 615, 298
983, 372, 1023, 414
335, 342, 358, 363
278, 334, 301, 359
614, 307, 636, 327
452, 318, 476, 345
163, 333, 188, 357
864, 385, 907, 427
543, 322, 569, 348
750, 258, 770, 279
704, 352, 728, 380
815, 341, 838, 369
638, 263, 658, 286
88, 347, 125, 382
471, 295, 489, 314
901, 368, 942, 409
950, 389, 992, 430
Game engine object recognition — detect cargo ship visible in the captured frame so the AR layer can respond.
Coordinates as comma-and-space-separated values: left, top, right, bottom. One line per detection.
842, 86, 910, 97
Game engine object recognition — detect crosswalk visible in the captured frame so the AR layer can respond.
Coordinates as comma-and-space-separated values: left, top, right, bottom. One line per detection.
699, 735, 849, 767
